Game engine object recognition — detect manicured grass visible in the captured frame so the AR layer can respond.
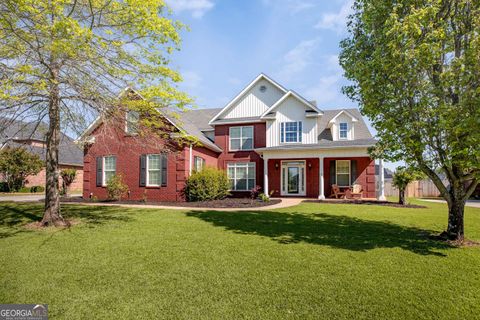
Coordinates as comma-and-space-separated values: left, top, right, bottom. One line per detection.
1, 200, 479, 319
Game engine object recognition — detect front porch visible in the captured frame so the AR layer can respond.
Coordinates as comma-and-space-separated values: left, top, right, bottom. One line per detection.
262, 156, 386, 200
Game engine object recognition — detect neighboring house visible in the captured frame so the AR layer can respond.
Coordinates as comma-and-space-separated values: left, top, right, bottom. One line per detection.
0, 118, 84, 191
79, 74, 384, 201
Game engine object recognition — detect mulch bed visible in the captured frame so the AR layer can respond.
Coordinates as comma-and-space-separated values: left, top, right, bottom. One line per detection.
61, 196, 281, 208
304, 199, 426, 208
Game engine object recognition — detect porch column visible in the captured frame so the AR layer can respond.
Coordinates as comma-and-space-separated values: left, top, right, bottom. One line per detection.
318, 157, 325, 200
378, 159, 386, 201
263, 158, 269, 196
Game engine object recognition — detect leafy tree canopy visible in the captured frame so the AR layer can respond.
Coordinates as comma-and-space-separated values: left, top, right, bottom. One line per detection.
340, 0, 480, 240
0, 147, 43, 191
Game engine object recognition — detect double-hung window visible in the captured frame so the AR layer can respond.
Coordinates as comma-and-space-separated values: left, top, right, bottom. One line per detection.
339, 122, 348, 139
126, 110, 139, 134
336, 160, 350, 187
229, 126, 253, 151
280, 121, 302, 143
147, 154, 161, 186
227, 162, 255, 191
140, 154, 167, 187
103, 156, 116, 185
194, 156, 206, 172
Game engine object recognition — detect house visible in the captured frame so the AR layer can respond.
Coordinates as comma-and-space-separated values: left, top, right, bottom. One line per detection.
0, 118, 84, 191
79, 74, 386, 201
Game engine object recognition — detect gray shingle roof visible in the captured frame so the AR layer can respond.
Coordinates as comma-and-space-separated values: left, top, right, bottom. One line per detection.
174, 108, 223, 152
318, 108, 373, 140
175, 107, 375, 151
0, 118, 83, 166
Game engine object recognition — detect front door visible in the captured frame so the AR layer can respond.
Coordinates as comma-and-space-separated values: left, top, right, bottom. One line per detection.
281, 161, 306, 196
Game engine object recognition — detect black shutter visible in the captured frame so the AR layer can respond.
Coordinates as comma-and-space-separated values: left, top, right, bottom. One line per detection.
329, 160, 336, 185
140, 155, 146, 187
161, 154, 168, 187
96, 157, 103, 186
351, 160, 357, 185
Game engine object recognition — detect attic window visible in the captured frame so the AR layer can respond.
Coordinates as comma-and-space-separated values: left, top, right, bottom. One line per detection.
259, 85, 267, 93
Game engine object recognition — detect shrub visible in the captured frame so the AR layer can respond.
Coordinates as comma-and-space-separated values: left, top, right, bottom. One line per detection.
60, 169, 77, 196
0, 147, 43, 191
0, 182, 8, 192
18, 186, 31, 193
30, 185, 45, 193
259, 193, 270, 202
106, 174, 128, 201
184, 167, 230, 202
250, 185, 261, 200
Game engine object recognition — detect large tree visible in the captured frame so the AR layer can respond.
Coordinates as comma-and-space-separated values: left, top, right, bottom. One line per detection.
340, 0, 479, 242
0, 0, 190, 226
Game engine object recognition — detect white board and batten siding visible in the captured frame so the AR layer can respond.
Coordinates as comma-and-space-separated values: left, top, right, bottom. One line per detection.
222, 79, 285, 119
266, 96, 318, 147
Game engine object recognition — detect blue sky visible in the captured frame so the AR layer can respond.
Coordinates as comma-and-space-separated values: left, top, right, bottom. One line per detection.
167, 0, 354, 109
165, 0, 400, 170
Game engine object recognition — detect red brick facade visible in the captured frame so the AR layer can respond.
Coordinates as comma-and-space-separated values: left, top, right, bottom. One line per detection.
214, 123, 266, 196
83, 119, 376, 201
25, 165, 83, 192
324, 157, 376, 198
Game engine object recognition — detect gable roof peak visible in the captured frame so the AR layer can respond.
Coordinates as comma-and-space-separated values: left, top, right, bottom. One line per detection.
260, 90, 324, 119
208, 73, 288, 125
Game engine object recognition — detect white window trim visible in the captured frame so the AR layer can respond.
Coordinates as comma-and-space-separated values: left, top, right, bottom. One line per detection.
229, 126, 254, 151
281, 121, 302, 144
227, 162, 256, 191
146, 154, 161, 187
280, 160, 306, 196
102, 156, 116, 187
194, 156, 206, 172
336, 160, 351, 187
339, 122, 348, 140
125, 110, 139, 135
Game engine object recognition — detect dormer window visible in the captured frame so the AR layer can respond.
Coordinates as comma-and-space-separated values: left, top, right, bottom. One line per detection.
126, 110, 139, 134
339, 122, 348, 139
281, 121, 302, 143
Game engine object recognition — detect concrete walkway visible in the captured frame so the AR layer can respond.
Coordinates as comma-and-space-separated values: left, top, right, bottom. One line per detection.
0, 193, 304, 211
0, 194, 44, 202
419, 199, 480, 208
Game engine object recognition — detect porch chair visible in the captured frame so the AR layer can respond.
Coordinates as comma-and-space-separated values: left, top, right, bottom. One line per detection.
329, 184, 346, 199
349, 184, 363, 199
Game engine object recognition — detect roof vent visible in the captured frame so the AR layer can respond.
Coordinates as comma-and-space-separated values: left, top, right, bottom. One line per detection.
259, 85, 267, 93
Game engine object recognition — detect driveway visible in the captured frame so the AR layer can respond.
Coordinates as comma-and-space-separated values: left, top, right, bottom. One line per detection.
419, 199, 480, 208
0, 194, 44, 202
0, 193, 82, 203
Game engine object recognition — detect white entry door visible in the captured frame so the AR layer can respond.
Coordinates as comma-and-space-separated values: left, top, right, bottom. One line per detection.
281, 161, 306, 196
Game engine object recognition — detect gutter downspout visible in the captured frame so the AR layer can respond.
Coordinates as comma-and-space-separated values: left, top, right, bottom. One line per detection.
189, 144, 193, 176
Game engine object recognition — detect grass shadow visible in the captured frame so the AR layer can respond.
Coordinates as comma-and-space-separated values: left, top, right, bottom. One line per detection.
186, 210, 452, 256
0, 203, 134, 238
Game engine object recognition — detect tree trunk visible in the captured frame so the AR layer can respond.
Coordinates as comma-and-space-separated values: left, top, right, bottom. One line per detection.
399, 188, 406, 205
444, 187, 466, 242
41, 73, 67, 227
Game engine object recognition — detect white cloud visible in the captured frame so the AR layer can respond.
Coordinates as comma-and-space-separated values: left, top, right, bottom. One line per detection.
261, 0, 316, 14
181, 71, 202, 88
315, 0, 353, 33
166, 0, 215, 18
304, 55, 344, 104
277, 38, 320, 80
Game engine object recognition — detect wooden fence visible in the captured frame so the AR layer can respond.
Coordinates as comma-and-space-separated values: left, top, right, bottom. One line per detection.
384, 179, 447, 198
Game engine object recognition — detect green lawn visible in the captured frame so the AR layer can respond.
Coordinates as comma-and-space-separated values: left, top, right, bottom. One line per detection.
1, 200, 479, 319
